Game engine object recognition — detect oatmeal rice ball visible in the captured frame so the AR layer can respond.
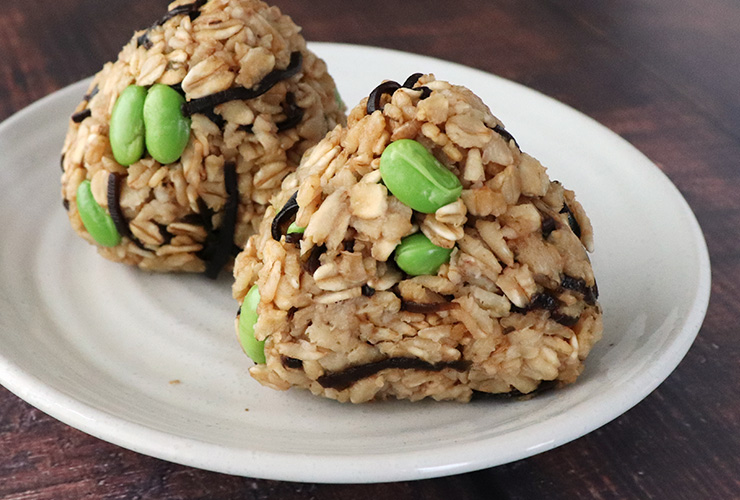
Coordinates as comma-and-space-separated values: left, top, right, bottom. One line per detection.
233, 74, 602, 402
61, 0, 345, 276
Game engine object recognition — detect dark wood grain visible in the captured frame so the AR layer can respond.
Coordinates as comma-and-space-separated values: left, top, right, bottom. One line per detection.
1, 0, 739, 498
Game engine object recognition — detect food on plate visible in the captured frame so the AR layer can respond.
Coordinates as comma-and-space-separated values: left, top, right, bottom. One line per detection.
61, 0, 345, 276
232, 74, 603, 403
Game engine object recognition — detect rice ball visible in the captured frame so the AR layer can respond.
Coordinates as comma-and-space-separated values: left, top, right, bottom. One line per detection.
61, 0, 345, 276
233, 74, 602, 403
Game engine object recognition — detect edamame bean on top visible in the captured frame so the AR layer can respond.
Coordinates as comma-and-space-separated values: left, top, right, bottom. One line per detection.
61, 0, 345, 276
233, 74, 602, 403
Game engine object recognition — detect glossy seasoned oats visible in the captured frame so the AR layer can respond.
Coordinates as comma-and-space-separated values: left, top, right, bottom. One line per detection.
61, 0, 345, 276
233, 75, 602, 402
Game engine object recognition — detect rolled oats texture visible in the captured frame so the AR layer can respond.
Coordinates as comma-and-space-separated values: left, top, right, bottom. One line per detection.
61, 0, 345, 275
233, 75, 602, 403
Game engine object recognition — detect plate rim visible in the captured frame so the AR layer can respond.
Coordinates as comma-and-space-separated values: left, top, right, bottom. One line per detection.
0, 42, 711, 483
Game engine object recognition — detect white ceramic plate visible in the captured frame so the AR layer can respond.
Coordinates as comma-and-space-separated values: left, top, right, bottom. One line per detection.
0, 43, 710, 483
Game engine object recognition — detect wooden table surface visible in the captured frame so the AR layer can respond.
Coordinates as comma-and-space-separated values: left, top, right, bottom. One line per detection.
1, 1, 738, 498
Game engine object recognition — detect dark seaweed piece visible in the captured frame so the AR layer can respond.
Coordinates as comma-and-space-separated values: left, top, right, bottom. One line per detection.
180, 213, 203, 226
157, 224, 173, 245
71, 109, 91, 123
202, 108, 226, 129
107, 173, 133, 240
509, 291, 560, 314
137, 33, 153, 49
317, 357, 471, 391
107, 173, 148, 250
361, 284, 376, 297
560, 203, 582, 238
492, 124, 520, 149
83, 85, 99, 102
277, 109, 304, 132
60, 154, 65, 172
203, 162, 239, 279
402, 73, 423, 88
189, 198, 214, 232
560, 274, 588, 295
560, 274, 598, 305
529, 292, 560, 311
471, 379, 558, 400
401, 300, 458, 314
271, 191, 299, 241
199, 198, 215, 231
282, 356, 304, 370
302, 244, 326, 276
137, 0, 208, 49
195, 202, 216, 260
156, 0, 208, 30
551, 312, 580, 327
161, 0, 208, 24
541, 214, 557, 239
276, 92, 304, 131
188, 7, 205, 21
285, 232, 303, 246
191, 198, 219, 263
584, 282, 599, 306
509, 304, 527, 314
416, 86, 432, 100
183, 51, 303, 116
62, 198, 69, 211
239, 92, 305, 133
366, 80, 401, 114
401, 73, 431, 99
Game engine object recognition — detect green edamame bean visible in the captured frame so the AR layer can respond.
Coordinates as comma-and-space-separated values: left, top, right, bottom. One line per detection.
109, 85, 147, 166
379, 139, 462, 213
287, 222, 305, 234
394, 232, 453, 276
143, 84, 191, 165
238, 285, 266, 364
76, 180, 121, 247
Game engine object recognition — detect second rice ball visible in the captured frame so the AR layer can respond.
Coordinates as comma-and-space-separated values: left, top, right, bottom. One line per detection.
233, 74, 603, 403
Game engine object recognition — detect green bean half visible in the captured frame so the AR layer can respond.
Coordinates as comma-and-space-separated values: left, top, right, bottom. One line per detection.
394, 232, 453, 276
238, 285, 266, 364
143, 84, 191, 165
109, 85, 147, 166
287, 222, 305, 234
379, 139, 462, 213
76, 179, 121, 247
